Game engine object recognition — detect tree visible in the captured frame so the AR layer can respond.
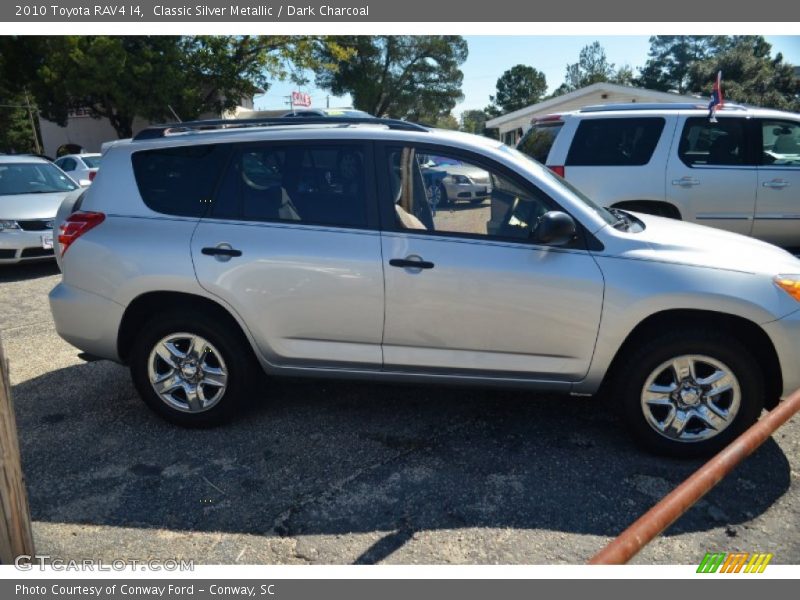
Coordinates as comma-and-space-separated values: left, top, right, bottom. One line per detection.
0, 36, 350, 139
487, 65, 547, 114
688, 37, 800, 112
315, 36, 468, 121
434, 113, 459, 130
638, 36, 725, 93
460, 109, 489, 134
559, 41, 616, 93
0, 49, 39, 153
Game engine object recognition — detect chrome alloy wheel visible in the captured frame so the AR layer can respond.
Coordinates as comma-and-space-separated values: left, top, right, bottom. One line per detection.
427, 183, 442, 212
640, 354, 741, 443
147, 333, 228, 413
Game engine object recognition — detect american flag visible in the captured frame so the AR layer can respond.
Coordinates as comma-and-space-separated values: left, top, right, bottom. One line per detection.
708, 71, 724, 122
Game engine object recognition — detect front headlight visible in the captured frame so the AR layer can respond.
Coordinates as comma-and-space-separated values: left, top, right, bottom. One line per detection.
451, 174, 473, 185
774, 275, 800, 303
0, 220, 21, 232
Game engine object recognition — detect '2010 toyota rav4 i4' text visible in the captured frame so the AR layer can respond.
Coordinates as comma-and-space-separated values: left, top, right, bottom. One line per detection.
49, 117, 800, 458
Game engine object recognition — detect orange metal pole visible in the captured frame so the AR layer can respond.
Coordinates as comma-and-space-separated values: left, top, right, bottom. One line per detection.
589, 388, 800, 565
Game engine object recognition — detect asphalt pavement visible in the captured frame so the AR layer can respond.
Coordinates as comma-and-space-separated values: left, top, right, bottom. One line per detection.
1, 261, 798, 565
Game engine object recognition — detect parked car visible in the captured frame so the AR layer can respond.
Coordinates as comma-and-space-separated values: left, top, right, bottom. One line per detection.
419, 154, 492, 208
49, 117, 800, 458
54, 153, 102, 186
0, 155, 80, 264
516, 103, 800, 247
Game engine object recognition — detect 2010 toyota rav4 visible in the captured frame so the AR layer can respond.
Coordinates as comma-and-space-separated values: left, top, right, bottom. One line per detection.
49, 117, 800, 458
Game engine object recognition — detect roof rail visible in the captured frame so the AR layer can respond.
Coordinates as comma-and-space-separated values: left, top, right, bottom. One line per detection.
133, 116, 429, 140
579, 102, 748, 113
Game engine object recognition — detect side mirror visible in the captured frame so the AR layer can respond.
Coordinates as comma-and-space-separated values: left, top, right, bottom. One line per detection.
531, 211, 577, 246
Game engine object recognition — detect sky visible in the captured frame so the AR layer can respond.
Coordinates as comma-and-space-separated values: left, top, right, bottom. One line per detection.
253, 35, 800, 118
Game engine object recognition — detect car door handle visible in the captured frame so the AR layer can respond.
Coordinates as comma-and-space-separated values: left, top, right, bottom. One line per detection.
762, 179, 790, 189
389, 257, 435, 270
201, 246, 242, 258
671, 176, 700, 187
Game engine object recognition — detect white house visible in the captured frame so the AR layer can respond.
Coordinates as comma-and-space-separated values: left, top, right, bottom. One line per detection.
485, 82, 703, 145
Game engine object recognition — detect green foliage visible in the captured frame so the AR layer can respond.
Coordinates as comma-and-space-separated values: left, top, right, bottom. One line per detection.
558, 42, 617, 94
460, 109, 489, 134
434, 113, 459, 130
0, 49, 39, 153
0, 36, 350, 139
637, 36, 726, 93
688, 38, 800, 112
488, 64, 547, 114
314, 36, 468, 121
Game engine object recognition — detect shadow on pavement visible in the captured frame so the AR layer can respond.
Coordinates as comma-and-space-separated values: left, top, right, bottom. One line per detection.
12, 359, 792, 563
0, 261, 59, 283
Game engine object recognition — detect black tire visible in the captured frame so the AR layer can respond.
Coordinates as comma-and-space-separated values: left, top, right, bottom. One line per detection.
129, 309, 257, 427
438, 183, 451, 207
613, 328, 764, 458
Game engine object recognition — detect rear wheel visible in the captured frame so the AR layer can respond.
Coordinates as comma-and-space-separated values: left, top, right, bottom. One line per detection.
130, 310, 256, 427
613, 328, 764, 458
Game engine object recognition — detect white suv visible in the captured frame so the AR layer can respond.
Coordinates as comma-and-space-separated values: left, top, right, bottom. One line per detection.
516, 103, 800, 247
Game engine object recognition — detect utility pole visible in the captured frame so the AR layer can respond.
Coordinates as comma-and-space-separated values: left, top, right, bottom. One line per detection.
23, 91, 42, 155
326, 95, 330, 109
0, 336, 35, 565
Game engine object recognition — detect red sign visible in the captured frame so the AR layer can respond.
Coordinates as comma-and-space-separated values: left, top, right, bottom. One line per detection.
291, 91, 312, 107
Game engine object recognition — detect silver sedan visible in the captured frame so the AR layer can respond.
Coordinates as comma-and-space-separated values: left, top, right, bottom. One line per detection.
0, 156, 80, 264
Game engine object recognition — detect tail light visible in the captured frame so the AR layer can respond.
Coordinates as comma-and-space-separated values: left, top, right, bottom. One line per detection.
58, 212, 105, 256
88, 171, 97, 182
548, 165, 565, 178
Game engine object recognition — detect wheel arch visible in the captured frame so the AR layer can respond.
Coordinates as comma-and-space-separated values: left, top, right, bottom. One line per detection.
117, 291, 257, 365
601, 309, 782, 409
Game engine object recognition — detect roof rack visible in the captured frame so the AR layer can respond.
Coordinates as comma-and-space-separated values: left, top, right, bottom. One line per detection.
579, 102, 748, 113
133, 116, 429, 140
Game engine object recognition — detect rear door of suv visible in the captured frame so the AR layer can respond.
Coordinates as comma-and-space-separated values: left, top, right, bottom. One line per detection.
665, 115, 757, 235
752, 117, 800, 247
191, 139, 386, 370
552, 115, 676, 210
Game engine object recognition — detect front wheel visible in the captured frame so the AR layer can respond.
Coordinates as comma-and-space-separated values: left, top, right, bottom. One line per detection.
130, 310, 256, 427
614, 329, 764, 458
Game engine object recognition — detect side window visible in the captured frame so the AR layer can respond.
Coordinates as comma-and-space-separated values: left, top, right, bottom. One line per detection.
387, 146, 551, 241
59, 158, 77, 171
566, 118, 665, 166
213, 143, 368, 228
517, 122, 564, 164
132, 144, 230, 217
678, 118, 749, 167
760, 120, 800, 166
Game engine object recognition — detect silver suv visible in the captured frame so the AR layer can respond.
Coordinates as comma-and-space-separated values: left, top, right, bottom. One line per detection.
517, 103, 800, 247
49, 116, 800, 457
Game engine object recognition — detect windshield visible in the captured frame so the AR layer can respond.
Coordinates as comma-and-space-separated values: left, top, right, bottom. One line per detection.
0, 162, 78, 195
505, 146, 618, 226
81, 156, 102, 168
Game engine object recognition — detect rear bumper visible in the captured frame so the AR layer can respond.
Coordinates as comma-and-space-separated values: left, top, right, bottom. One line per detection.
763, 308, 800, 397
0, 230, 55, 264
49, 282, 124, 362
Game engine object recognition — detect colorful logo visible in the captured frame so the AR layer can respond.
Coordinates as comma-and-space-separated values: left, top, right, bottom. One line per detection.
697, 552, 773, 573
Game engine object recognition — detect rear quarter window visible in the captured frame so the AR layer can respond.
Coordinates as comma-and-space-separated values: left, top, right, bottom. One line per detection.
132, 144, 230, 217
566, 117, 665, 166
517, 122, 564, 163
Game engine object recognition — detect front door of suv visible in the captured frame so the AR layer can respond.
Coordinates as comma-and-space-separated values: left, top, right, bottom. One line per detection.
376, 144, 604, 383
192, 140, 385, 369
665, 116, 757, 235
753, 118, 800, 247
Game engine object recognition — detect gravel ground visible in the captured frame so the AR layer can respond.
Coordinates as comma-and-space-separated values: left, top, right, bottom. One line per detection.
1, 261, 798, 565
